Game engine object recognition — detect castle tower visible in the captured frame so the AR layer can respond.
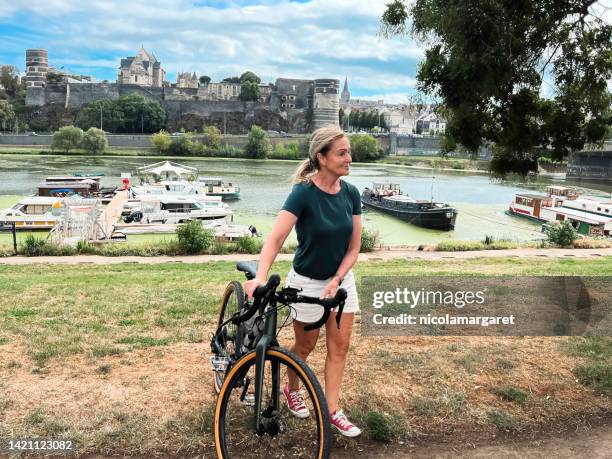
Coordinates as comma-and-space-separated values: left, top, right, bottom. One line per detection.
340, 76, 350, 110
312, 79, 340, 129
25, 49, 48, 88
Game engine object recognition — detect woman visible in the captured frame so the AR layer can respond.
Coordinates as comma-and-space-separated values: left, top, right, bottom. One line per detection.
244, 125, 362, 438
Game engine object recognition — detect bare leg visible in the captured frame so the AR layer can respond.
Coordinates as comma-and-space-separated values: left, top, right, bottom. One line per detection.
288, 320, 319, 390
324, 312, 354, 413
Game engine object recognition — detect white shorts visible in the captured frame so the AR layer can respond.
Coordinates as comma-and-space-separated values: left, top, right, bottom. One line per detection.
285, 267, 359, 323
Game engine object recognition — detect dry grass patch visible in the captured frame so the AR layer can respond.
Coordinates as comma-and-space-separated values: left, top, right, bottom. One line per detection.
573, 238, 612, 249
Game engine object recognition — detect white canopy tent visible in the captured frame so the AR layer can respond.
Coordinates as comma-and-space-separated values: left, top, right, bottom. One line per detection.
136, 161, 198, 181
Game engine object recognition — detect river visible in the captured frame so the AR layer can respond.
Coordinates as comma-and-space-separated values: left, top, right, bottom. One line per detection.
0, 154, 610, 245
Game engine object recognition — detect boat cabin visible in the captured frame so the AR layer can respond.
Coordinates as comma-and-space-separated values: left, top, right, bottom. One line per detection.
511, 193, 552, 219
546, 186, 578, 200
38, 182, 93, 197
45, 176, 101, 193
371, 182, 402, 198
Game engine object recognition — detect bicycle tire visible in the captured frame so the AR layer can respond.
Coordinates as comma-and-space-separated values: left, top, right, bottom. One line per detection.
214, 280, 246, 393
214, 347, 331, 459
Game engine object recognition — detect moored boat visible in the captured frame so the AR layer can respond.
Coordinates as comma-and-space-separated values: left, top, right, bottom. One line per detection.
361, 183, 458, 230
0, 197, 64, 230
121, 195, 230, 224
197, 177, 241, 200
508, 186, 611, 237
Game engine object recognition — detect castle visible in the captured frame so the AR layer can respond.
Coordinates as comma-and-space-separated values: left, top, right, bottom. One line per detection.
118, 48, 165, 87
24, 48, 340, 133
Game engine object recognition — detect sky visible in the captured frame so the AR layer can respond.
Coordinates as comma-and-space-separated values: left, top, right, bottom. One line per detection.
0, 0, 425, 103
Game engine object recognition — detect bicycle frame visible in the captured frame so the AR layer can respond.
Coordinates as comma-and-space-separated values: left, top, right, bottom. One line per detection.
253, 298, 280, 435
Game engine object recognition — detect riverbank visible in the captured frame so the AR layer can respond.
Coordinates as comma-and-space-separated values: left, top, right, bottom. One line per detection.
0, 256, 610, 457
381, 154, 490, 172
0, 145, 492, 172
1, 246, 612, 264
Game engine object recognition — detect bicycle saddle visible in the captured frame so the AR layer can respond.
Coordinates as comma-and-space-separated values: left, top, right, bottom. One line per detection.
236, 260, 259, 280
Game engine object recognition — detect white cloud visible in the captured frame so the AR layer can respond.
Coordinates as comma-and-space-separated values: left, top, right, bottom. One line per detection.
1, 0, 424, 96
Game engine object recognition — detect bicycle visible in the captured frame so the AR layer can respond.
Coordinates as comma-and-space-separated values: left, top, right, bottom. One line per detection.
210, 261, 347, 458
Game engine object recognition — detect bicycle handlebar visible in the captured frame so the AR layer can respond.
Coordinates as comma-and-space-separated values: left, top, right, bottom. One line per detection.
301, 288, 347, 331
231, 274, 280, 325
232, 273, 347, 331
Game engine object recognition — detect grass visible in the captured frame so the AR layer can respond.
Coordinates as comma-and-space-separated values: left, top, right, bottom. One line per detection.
346, 408, 409, 442
573, 364, 612, 394
435, 239, 524, 251
0, 257, 610, 368
487, 409, 520, 431
492, 386, 529, 405
0, 256, 610, 456
573, 238, 612, 249
562, 337, 612, 394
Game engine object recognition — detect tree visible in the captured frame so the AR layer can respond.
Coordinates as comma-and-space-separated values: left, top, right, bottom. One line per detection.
82, 127, 108, 154
350, 134, 381, 162
380, 0, 612, 176
239, 81, 260, 101
240, 71, 261, 85
339, 108, 345, 126
116, 93, 166, 133
0, 65, 20, 96
222, 76, 241, 84
28, 116, 50, 132
151, 130, 171, 153
245, 125, 271, 159
78, 94, 166, 133
199, 75, 211, 85
51, 126, 84, 153
0, 100, 15, 130
202, 125, 221, 150
77, 99, 124, 133
169, 134, 194, 156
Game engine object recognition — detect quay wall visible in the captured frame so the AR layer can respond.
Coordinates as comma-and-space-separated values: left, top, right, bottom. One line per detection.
0, 134, 309, 149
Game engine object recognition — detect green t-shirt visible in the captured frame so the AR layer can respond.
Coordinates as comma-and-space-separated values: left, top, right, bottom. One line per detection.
281, 180, 362, 280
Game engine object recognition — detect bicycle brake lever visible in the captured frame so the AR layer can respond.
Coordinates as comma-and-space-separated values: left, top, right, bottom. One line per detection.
335, 301, 345, 329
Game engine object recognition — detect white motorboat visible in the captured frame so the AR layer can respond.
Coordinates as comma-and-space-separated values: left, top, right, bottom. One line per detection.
0, 197, 64, 230
121, 196, 230, 224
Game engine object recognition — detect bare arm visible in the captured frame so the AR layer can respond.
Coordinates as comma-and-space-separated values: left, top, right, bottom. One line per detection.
244, 210, 297, 297
321, 214, 362, 298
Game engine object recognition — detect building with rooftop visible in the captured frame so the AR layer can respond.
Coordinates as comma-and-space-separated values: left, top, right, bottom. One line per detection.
118, 47, 166, 87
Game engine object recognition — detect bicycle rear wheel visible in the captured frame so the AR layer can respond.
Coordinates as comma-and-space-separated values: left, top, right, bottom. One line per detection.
214, 281, 246, 393
214, 347, 331, 459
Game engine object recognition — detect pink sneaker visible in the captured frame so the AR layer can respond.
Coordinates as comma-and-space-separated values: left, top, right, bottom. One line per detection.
330, 410, 362, 437
283, 384, 310, 418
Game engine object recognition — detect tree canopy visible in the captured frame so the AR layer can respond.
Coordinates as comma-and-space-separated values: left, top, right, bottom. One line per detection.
239, 81, 261, 101
77, 93, 166, 134
199, 75, 211, 85
0, 65, 21, 96
380, 0, 612, 176
240, 71, 261, 85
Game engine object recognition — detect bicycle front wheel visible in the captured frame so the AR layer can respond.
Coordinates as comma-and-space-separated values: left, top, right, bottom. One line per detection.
214, 281, 246, 393
214, 347, 331, 459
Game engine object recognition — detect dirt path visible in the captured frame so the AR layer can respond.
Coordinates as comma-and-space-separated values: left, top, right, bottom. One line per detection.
333, 423, 612, 458
1, 247, 611, 265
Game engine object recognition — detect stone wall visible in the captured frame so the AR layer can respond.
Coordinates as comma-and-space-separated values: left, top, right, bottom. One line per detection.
0, 133, 309, 149
25, 82, 318, 134
567, 148, 612, 183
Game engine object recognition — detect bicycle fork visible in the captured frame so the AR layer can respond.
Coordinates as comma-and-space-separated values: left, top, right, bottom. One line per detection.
253, 305, 279, 436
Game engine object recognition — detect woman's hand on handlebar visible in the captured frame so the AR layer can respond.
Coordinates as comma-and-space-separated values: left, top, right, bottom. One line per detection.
244, 278, 266, 299
320, 276, 341, 300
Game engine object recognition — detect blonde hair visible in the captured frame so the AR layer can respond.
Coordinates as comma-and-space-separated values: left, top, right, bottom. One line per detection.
292, 125, 346, 183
